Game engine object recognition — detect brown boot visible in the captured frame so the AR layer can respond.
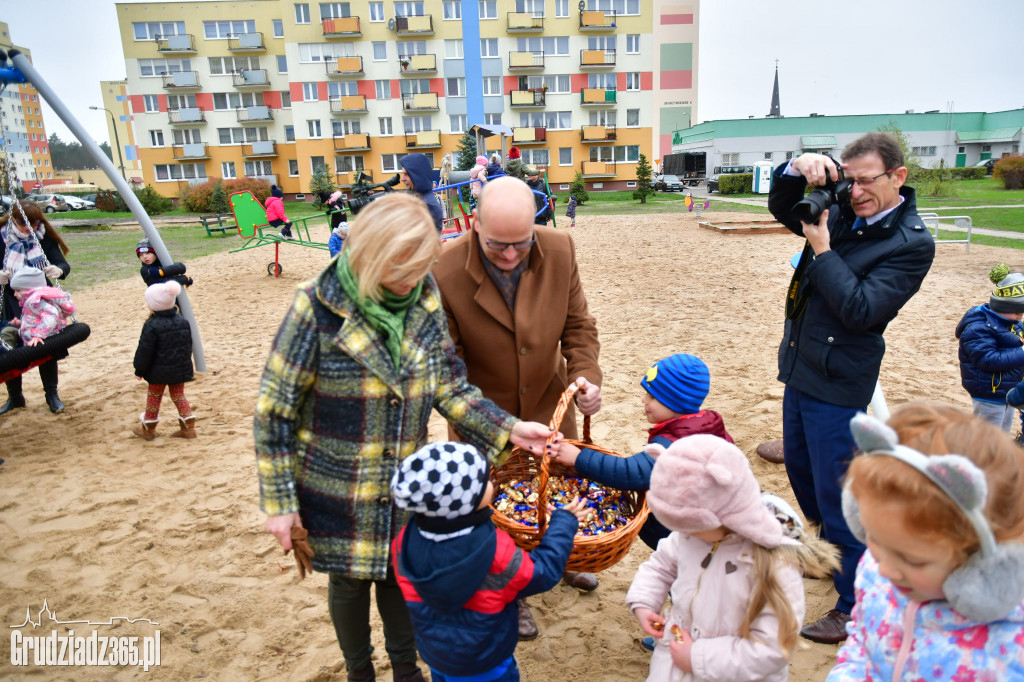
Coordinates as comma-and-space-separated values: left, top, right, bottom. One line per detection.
170, 415, 196, 439
131, 414, 159, 440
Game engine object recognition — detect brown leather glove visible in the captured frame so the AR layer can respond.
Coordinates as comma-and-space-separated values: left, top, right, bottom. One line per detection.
287, 526, 314, 579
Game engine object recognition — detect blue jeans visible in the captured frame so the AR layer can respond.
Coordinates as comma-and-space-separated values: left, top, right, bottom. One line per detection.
972, 398, 1016, 433
783, 386, 865, 613
430, 657, 519, 682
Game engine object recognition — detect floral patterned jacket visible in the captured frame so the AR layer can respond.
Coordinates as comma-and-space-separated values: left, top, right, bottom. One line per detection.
828, 551, 1024, 681
16, 286, 74, 343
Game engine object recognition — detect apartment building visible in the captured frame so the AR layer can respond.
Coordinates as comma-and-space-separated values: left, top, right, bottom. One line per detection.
115, 0, 698, 197
0, 21, 55, 192
99, 79, 145, 184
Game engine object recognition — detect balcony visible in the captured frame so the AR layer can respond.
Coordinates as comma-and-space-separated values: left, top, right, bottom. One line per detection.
404, 130, 442, 149
400, 92, 439, 111
579, 10, 616, 30
171, 143, 209, 160
250, 174, 277, 186
228, 32, 265, 52
233, 69, 270, 88
326, 56, 364, 77
242, 140, 278, 157
512, 127, 547, 144
395, 15, 434, 36
506, 12, 543, 32
581, 160, 616, 177
322, 16, 362, 38
167, 107, 206, 125
580, 88, 617, 105
162, 70, 200, 90
399, 53, 436, 75
509, 51, 545, 70
580, 49, 616, 68
236, 105, 273, 122
330, 95, 368, 114
580, 125, 616, 143
156, 34, 196, 53
509, 89, 545, 107
333, 133, 371, 151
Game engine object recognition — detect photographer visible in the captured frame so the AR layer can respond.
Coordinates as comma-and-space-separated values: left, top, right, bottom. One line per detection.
399, 153, 443, 233
767, 132, 935, 644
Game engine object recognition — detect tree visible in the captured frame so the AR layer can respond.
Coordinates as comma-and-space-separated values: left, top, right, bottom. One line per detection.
454, 131, 478, 171
877, 121, 919, 170
209, 182, 230, 213
99, 142, 112, 163
632, 153, 656, 204
569, 172, 589, 205
48, 133, 97, 170
309, 164, 335, 207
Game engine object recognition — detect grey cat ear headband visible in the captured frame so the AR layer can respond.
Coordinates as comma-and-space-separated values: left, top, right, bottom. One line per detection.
842, 412, 1024, 622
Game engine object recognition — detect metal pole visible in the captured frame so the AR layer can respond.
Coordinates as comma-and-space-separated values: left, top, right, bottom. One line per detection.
8, 49, 207, 371
92, 106, 127, 182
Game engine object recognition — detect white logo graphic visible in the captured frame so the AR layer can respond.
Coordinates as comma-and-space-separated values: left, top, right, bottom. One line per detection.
10, 600, 161, 671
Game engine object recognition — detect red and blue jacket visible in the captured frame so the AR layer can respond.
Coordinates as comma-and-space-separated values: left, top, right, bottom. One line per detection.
392, 510, 578, 677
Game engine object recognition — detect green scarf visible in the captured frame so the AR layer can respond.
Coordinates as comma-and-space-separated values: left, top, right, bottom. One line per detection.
336, 252, 422, 368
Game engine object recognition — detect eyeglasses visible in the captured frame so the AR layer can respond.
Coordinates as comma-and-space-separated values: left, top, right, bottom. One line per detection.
849, 170, 895, 188
484, 237, 535, 252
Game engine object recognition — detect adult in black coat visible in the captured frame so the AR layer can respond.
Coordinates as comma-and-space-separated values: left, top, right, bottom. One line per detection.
0, 201, 73, 414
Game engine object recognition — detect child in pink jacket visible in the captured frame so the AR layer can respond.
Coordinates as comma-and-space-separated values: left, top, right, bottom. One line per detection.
265, 185, 294, 239
0, 266, 75, 350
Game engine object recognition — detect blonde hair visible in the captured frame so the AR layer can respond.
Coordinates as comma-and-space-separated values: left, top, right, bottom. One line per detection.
849, 401, 1024, 564
344, 192, 440, 302
0, 200, 70, 256
740, 546, 798, 657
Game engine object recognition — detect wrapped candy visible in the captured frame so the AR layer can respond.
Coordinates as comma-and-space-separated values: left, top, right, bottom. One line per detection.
494, 475, 633, 536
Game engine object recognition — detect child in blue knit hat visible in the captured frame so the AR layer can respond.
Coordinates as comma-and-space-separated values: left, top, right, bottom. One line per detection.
553, 353, 734, 551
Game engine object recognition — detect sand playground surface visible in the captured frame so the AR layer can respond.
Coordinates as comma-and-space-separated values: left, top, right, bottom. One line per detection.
0, 209, 992, 680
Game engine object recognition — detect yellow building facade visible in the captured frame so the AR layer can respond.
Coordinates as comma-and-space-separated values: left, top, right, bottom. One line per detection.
0, 21, 55, 192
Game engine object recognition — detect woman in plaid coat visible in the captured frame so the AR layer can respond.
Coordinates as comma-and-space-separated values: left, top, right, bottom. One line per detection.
255, 193, 557, 682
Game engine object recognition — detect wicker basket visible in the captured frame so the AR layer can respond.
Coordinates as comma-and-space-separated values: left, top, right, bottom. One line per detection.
490, 384, 650, 573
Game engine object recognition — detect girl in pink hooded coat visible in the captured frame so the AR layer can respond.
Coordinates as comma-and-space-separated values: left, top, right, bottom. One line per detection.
1, 266, 75, 349
626, 435, 838, 681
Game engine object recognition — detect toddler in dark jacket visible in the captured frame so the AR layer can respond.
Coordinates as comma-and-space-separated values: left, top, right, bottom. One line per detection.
132, 281, 196, 440
554, 353, 734, 550
136, 238, 193, 288
391, 442, 588, 682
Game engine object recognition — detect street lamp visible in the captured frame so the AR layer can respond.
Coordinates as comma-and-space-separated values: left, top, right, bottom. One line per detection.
90, 105, 127, 181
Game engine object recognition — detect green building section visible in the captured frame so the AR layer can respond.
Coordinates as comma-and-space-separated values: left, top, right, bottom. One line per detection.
659, 42, 692, 70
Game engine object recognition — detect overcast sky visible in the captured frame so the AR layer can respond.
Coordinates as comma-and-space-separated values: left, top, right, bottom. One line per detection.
2, 0, 1022, 147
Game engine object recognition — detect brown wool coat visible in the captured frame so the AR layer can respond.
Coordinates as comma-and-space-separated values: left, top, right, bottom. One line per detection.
433, 227, 602, 438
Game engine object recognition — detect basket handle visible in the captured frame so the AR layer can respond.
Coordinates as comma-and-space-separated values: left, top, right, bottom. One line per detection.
537, 383, 587, 533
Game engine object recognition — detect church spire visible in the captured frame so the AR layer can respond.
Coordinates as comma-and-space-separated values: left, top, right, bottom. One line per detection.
768, 60, 781, 118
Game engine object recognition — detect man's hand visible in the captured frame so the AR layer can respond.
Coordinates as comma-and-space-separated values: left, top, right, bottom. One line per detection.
574, 376, 602, 415
802, 208, 831, 256
792, 153, 840, 186
510, 420, 562, 455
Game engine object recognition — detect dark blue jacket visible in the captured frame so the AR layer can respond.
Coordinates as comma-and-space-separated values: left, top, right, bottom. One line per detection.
133, 308, 194, 384
400, 153, 444, 232
485, 162, 504, 179
392, 510, 577, 677
956, 304, 1024, 403
769, 165, 936, 407
140, 262, 192, 288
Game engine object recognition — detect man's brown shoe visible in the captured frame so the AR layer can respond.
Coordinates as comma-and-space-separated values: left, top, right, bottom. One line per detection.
562, 571, 599, 591
800, 609, 851, 644
517, 598, 538, 640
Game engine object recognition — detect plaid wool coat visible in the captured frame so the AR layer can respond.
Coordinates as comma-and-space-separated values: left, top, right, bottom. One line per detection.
255, 265, 517, 579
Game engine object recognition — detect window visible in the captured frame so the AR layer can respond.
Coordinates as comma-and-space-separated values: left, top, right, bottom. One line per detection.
369, 2, 384, 21
588, 35, 616, 50
299, 43, 353, 62
957, 146, 966, 154
281, 91, 292, 108
328, 82, 358, 99
397, 40, 427, 58
332, 119, 361, 135
764, 152, 774, 160
402, 116, 432, 133
372, 42, 387, 60
143, 95, 160, 112
166, 94, 198, 110
208, 56, 260, 75
450, 114, 467, 133
133, 21, 186, 41
516, 36, 569, 56
213, 92, 264, 109
245, 160, 274, 176
335, 155, 365, 174
481, 77, 502, 96
320, 2, 351, 19
310, 156, 326, 172
526, 74, 570, 93
555, 0, 568, 17
222, 161, 237, 178
381, 154, 401, 172
273, 19, 284, 37
516, 0, 545, 17
446, 78, 466, 97
626, 34, 639, 54
154, 163, 207, 181
288, 159, 300, 176
982, 144, 992, 153
481, 39, 498, 58
149, 130, 165, 146
218, 127, 266, 144
375, 80, 392, 99
559, 147, 572, 166
277, 55, 288, 73
626, 73, 640, 91
479, 1, 497, 19
522, 148, 548, 165
307, 120, 323, 138
484, 113, 502, 126
295, 3, 310, 23
587, 73, 615, 89
626, 108, 639, 126
139, 58, 191, 77
443, 1, 461, 19
394, 2, 424, 17
203, 20, 256, 39
302, 82, 319, 101
912, 146, 937, 156
521, 111, 571, 129
173, 129, 203, 144
379, 117, 393, 135
588, 0, 639, 15
445, 40, 463, 59
284, 125, 295, 141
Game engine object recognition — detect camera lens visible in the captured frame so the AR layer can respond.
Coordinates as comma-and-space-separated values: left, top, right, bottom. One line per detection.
792, 189, 834, 224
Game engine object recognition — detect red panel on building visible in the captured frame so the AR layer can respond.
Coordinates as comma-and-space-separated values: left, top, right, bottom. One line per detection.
289, 81, 303, 102
571, 73, 589, 92
263, 91, 281, 109
195, 92, 214, 110
318, 82, 328, 101
660, 70, 692, 90
158, 95, 168, 112
642, 71, 654, 91
661, 13, 693, 24
358, 80, 375, 98
128, 95, 145, 114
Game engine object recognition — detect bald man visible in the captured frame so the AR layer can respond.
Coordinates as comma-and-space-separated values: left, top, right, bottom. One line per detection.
433, 176, 604, 640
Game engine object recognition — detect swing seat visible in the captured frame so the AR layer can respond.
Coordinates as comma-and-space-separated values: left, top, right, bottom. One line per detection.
0, 322, 91, 383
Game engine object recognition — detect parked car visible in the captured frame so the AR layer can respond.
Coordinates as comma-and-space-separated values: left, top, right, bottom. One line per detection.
653, 174, 685, 192
58, 194, 87, 210
973, 158, 997, 176
707, 165, 755, 193
26, 193, 70, 213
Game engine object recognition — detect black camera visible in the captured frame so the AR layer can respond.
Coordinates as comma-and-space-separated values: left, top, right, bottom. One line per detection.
792, 159, 853, 224
346, 172, 402, 215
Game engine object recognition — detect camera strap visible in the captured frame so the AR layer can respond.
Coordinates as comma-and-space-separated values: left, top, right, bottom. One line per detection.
785, 241, 815, 320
